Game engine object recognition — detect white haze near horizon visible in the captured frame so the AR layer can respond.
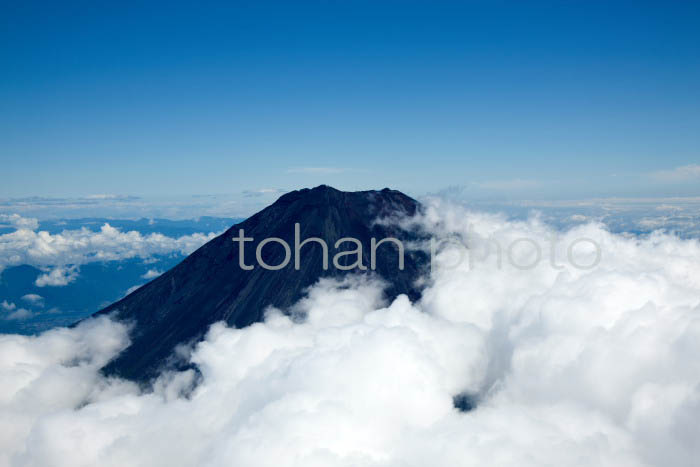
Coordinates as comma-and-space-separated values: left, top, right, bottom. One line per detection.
1, 199, 699, 467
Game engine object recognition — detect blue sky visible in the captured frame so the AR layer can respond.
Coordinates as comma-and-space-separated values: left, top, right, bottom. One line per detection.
2, 1, 699, 201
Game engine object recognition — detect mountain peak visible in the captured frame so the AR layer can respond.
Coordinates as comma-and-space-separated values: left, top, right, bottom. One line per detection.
96, 187, 428, 382
294, 184, 339, 195
274, 185, 413, 204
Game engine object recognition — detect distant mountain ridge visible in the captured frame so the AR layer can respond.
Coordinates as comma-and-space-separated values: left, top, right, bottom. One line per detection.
95, 186, 429, 382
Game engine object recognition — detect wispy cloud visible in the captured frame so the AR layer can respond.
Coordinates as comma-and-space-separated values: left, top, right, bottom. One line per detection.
434, 179, 542, 198
651, 164, 700, 182
83, 194, 140, 200
241, 188, 286, 198
125, 284, 143, 296
4, 308, 33, 320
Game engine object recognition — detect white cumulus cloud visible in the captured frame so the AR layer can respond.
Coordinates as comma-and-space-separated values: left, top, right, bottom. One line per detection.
0, 201, 699, 466
0, 215, 218, 286
35, 266, 80, 287
0, 214, 39, 232
141, 269, 163, 280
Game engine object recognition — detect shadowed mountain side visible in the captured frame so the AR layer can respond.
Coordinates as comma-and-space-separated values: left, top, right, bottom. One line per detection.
95, 186, 429, 382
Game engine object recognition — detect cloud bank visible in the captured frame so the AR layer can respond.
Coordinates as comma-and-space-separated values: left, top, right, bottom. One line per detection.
1, 201, 699, 466
0, 215, 217, 286
652, 164, 700, 182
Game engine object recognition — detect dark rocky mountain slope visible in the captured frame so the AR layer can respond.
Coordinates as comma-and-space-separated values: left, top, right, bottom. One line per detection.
94, 186, 428, 381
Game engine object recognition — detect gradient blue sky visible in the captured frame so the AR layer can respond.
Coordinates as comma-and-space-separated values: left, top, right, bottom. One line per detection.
2, 1, 699, 200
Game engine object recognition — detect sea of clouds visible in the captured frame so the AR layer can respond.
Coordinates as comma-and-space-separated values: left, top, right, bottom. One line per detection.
0, 214, 216, 287
1, 200, 699, 467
